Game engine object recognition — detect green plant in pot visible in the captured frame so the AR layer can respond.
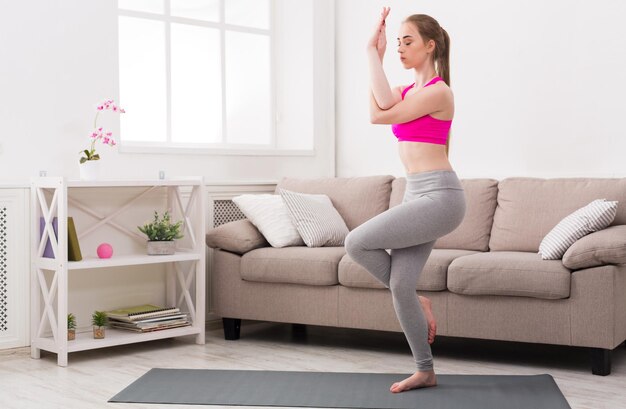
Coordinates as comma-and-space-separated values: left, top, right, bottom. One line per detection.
67, 313, 77, 341
91, 310, 107, 339
137, 210, 184, 255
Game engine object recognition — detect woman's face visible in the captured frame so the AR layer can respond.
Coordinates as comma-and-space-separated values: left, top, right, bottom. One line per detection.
397, 22, 433, 69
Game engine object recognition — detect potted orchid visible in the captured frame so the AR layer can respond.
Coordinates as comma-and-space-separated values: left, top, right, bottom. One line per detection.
79, 99, 125, 180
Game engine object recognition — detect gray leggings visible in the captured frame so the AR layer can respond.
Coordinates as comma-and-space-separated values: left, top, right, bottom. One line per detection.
344, 170, 466, 371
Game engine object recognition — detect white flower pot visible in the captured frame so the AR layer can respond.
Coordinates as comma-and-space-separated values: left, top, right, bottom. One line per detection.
147, 240, 176, 255
79, 160, 100, 180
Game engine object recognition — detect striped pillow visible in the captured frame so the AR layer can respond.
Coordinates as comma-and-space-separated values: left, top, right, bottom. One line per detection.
538, 199, 618, 260
279, 188, 349, 247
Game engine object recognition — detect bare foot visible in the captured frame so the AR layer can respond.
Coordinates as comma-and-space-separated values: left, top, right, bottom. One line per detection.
418, 295, 436, 344
390, 369, 437, 393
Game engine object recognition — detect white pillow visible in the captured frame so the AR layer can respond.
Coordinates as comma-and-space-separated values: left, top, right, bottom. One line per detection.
231, 194, 304, 248
538, 198, 618, 260
278, 188, 349, 247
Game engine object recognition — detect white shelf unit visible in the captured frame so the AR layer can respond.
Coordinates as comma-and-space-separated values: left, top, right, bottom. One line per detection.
30, 177, 206, 366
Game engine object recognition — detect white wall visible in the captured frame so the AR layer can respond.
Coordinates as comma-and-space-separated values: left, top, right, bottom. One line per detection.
336, 0, 626, 179
4, 1, 621, 184
0, 0, 334, 182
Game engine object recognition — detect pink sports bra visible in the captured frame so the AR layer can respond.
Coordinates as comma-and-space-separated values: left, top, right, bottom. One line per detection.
391, 76, 452, 145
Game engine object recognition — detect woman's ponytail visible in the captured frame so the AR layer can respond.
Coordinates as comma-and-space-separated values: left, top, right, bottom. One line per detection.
437, 27, 450, 87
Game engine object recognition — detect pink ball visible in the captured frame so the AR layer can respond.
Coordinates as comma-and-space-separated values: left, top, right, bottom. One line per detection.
97, 243, 113, 259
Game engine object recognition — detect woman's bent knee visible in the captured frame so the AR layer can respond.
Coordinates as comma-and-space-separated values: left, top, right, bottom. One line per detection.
344, 230, 361, 255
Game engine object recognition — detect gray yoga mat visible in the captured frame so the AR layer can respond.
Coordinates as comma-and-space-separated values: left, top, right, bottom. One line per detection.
109, 368, 572, 408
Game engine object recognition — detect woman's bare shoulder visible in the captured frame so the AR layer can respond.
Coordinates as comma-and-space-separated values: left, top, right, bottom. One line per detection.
431, 81, 454, 99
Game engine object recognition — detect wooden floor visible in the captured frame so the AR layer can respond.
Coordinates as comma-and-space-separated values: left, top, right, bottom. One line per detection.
1, 320, 625, 409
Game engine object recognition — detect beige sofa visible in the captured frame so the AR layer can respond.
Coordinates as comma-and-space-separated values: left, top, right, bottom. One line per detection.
206, 175, 626, 376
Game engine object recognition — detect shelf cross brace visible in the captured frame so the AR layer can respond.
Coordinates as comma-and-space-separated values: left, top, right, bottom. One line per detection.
171, 186, 198, 249
175, 261, 197, 323
35, 266, 59, 341
36, 187, 60, 259
67, 186, 158, 243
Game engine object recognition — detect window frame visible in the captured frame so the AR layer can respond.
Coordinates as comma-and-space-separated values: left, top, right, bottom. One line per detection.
116, 0, 301, 155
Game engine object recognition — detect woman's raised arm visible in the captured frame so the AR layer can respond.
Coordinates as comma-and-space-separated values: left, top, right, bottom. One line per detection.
366, 7, 398, 110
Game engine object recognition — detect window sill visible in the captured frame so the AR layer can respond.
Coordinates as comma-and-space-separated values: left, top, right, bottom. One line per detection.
118, 143, 316, 157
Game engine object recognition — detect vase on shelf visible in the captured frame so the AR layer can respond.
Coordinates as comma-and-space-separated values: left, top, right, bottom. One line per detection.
147, 240, 176, 255
93, 326, 105, 339
79, 160, 100, 181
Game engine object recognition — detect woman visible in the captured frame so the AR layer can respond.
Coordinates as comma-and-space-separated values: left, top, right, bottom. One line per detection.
343, 7, 466, 393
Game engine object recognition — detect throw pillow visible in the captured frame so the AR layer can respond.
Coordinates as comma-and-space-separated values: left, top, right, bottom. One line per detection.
561, 225, 626, 269
231, 194, 305, 248
278, 188, 350, 247
205, 219, 269, 255
538, 198, 618, 260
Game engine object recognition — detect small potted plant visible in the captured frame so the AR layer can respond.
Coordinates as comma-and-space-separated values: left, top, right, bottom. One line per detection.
67, 313, 77, 341
91, 311, 107, 339
137, 210, 184, 255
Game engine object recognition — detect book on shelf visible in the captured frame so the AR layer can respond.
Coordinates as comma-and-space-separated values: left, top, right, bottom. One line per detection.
105, 304, 181, 322
105, 304, 191, 332
111, 317, 188, 327
39, 216, 83, 261
108, 312, 189, 325
110, 318, 190, 330
110, 322, 191, 333
118, 313, 188, 324
67, 217, 82, 261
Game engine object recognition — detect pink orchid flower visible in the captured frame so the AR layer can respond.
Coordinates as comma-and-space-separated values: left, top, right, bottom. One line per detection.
81, 98, 125, 164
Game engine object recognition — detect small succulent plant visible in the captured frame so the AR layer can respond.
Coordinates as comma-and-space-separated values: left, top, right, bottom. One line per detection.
138, 210, 184, 241
91, 311, 108, 327
67, 313, 77, 330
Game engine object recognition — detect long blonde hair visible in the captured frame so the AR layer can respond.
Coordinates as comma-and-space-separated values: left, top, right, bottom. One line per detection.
403, 14, 452, 157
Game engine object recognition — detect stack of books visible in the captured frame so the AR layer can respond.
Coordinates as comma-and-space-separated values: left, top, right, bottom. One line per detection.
105, 304, 190, 333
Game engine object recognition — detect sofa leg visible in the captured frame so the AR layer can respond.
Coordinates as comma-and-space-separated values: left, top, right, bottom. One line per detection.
590, 348, 611, 376
223, 318, 241, 340
292, 323, 307, 334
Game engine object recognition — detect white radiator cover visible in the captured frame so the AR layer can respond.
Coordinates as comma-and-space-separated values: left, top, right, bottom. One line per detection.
212, 199, 247, 228
0, 188, 29, 350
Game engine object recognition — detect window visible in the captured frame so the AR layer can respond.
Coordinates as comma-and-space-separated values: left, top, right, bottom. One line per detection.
117, 0, 277, 151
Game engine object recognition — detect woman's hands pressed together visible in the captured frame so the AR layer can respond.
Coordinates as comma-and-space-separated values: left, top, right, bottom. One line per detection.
367, 6, 396, 112
367, 6, 390, 61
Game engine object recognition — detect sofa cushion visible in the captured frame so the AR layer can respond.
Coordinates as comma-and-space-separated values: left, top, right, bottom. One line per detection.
241, 246, 346, 286
447, 251, 572, 299
339, 249, 481, 291
489, 177, 626, 252
274, 175, 394, 230
389, 177, 498, 252
206, 219, 269, 254
562, 225, 626, 269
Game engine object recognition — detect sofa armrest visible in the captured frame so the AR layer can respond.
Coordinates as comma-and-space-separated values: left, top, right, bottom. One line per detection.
206, 219, 269, 255
562, 225, 626, 269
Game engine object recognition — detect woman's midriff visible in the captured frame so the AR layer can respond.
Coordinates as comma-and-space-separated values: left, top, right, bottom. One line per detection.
398, 141, 453, 173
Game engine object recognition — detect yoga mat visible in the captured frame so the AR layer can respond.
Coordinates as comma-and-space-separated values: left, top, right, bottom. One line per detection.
109, 368, 572, 408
